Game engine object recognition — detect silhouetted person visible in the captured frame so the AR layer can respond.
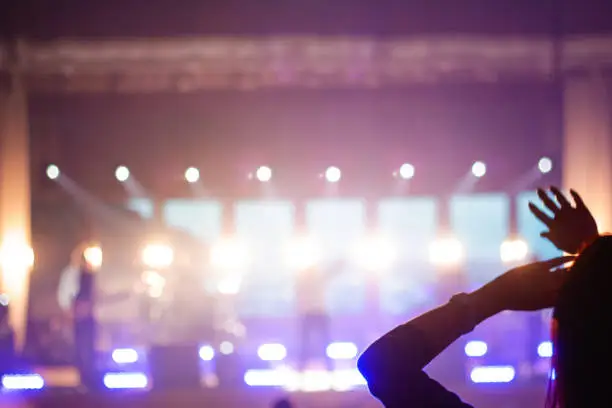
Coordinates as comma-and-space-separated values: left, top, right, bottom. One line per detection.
359, 187, 606, 407
58, 243, 101, 390
73, 262, 98, 389
0, 300, 15, 375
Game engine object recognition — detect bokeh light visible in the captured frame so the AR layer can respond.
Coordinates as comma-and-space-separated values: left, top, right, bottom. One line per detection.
115, 166, 130, 182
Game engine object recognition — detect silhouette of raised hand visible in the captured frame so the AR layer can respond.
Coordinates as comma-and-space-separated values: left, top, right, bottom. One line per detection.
528, 187, 598, 254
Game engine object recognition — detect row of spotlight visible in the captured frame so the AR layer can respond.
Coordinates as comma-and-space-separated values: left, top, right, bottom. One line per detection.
464, 340, 553, 359
0, 339, 552, 391
45, 157, 554, 184
71, 234, 530, 274
0, 232, 529, 287
111, 341, 359, 365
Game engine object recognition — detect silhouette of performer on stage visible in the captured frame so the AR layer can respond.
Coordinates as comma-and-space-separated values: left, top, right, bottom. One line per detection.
58, 243, 100, 390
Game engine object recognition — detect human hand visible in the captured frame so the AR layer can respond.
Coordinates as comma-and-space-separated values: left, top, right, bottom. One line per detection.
528, 187, 598, 254
474, 256, 574, 313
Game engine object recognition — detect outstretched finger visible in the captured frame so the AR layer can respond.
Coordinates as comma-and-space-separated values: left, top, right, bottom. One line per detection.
539, 256, 576, 270
529, 202, 553, 228
550, 186, 571, 209
537, 188, 561, 214
569, 189, 587, 209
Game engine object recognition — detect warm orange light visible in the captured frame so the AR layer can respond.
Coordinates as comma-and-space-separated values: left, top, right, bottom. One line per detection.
0, 234, 34, 272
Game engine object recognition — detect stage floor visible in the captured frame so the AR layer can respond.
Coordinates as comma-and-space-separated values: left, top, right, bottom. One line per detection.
0, 387, 549, 408
0, 366, 549, 408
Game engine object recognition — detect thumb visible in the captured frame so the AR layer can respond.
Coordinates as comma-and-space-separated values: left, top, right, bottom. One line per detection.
540, 231, 551, 240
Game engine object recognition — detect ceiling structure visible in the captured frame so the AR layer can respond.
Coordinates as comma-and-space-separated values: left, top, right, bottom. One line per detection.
0, 36, 611, 92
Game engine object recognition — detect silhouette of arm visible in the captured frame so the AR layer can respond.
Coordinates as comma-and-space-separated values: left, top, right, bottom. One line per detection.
358, 290, 499, 407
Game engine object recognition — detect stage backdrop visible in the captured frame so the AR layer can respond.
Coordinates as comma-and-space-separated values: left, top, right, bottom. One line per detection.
122, 193, 561, 319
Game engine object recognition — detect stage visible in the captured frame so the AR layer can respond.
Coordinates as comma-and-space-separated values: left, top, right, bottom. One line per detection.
0, 365, 551, 408
0, 383, 547, 408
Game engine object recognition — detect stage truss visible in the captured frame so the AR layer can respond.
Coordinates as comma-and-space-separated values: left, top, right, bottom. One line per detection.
1, 36, 612, 93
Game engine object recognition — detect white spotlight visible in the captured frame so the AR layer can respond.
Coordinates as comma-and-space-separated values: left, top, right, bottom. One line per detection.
115, 166, 130, 182
471, 161, 486, 178
325, 166, 341, 183
83, 245, 103, 270
185, 167, 200, 183
538, 341, 553, 358
112, 348, 139, 364
199, 345, 215, 361
500, 238, 529, 264
256, 166, 272, 182
257, 344, 287, 361
326, 342, 359, 360
465, 341, 488, 357
538, 157, 553, 174
0, 236, 35, 271
398, 163, 415, 180
46, 164, 60, 180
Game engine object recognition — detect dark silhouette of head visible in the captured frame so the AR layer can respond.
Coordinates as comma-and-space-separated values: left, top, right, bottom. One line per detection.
271, 398, 293, 408
548, 235, 612, 408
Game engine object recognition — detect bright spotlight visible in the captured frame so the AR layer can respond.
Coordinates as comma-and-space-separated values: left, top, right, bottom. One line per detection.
325, 166, 341, 183
428, 236, 464, 267
470, 366, 515, 384
115, 166, 130, 182
112, 348, 139, 364
46, 164, 60, 180
256, 166, 272, 182
538, 157, 553, 174
103, 372, 148, 390
465, 341, 488, 357
0, 236, 34, 271
83, 246, 103, 270
257, 343, 287, 361
1, 374, 45, 390
326, 342, 359, 360
210, 238, 250, 269
284, 236, 321, 270
538, 341, 553, 358
398, 163, 415, 180
500, 238, 529, 264
141, 243, 174, 269
185, 167, 200, 183
471, 161, 486, 178
351, 235, 397, 271
199, 345, 215, 361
